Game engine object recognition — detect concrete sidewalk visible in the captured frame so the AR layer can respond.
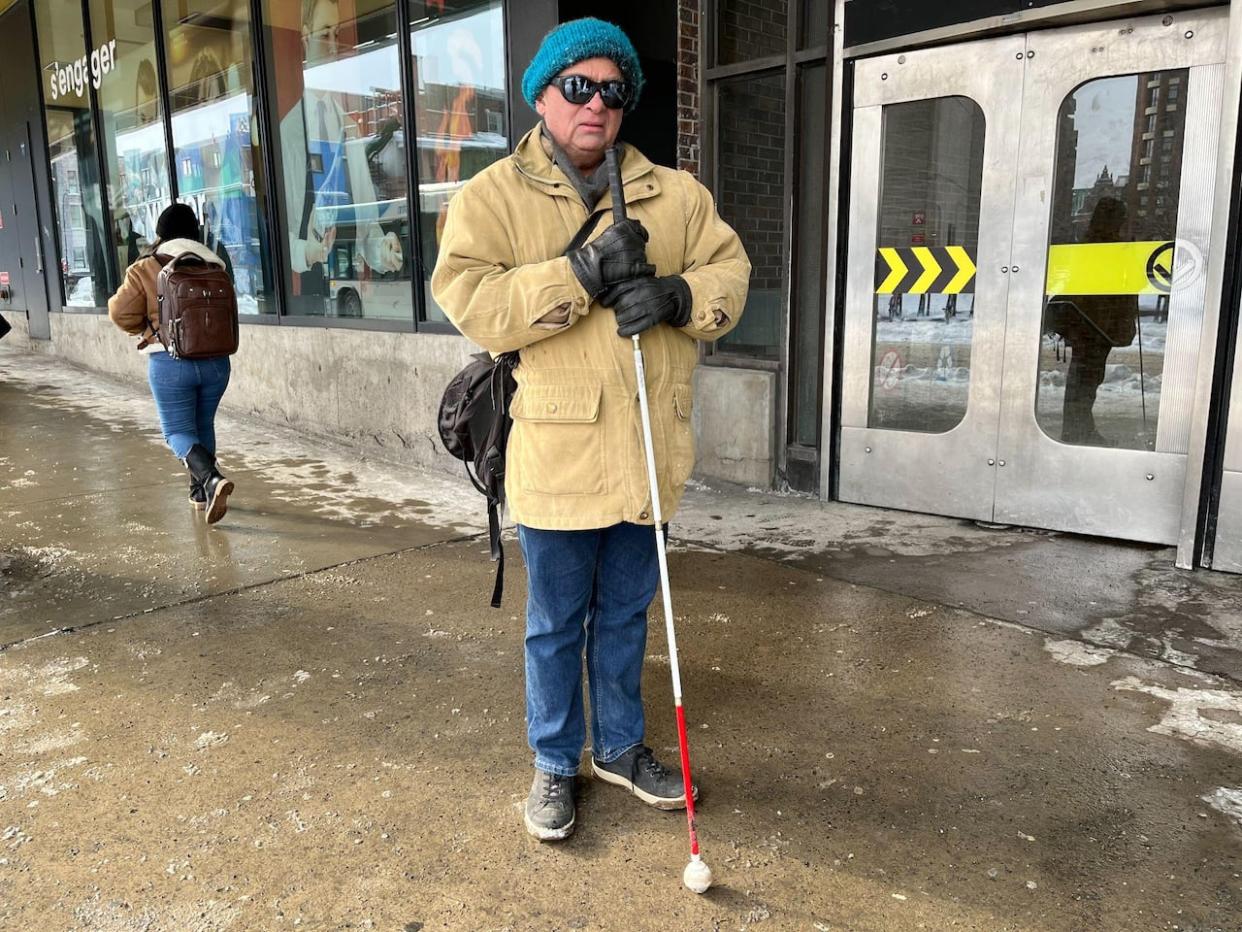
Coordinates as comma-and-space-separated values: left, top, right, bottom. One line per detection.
2, 349, 1241, 931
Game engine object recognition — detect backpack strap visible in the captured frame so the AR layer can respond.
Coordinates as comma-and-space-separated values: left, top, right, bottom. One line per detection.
565, 209, 607, 255
142, 255, 174, 352
488, 500, 505, 609
485, 353, 517, 609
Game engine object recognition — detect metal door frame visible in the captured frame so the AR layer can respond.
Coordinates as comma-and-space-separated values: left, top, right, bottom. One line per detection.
1, 0, 53, 339
837, 33, 1025, 520
995, 8, 1228, 544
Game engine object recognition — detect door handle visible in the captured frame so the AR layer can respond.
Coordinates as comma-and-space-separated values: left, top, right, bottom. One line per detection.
34, 236, 42, 274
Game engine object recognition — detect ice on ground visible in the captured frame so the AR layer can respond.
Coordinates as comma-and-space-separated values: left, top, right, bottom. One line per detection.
1112, 676, 1242, 755
0, 356, 485, 534
1201, 787, 1242, 829
1045, 639, 1114, 667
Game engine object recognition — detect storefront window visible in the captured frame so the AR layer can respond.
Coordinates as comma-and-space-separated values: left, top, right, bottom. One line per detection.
714, 72, 786, 359
90, 0, 172, 276
410, 0, 508, 323
716, 0, 787, 65
790, 63, 826, 446
263, 0, 412, 320
34, 0, 111, 307
163, 0, 275, 315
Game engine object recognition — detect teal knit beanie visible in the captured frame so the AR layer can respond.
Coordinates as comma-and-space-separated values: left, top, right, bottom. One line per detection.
522, 18, 644, 113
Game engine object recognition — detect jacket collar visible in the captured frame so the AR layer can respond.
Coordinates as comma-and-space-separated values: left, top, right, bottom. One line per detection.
155, 238, 226, 267
511, 125, 661, 212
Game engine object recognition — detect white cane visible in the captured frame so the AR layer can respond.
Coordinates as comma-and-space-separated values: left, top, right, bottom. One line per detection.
605, 146, 711, 894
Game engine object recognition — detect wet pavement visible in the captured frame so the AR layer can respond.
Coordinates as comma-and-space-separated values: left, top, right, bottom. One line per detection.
2, 349, 1241, 931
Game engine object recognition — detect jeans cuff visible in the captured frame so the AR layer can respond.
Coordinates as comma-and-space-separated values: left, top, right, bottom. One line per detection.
593, 740, 642, 766
534, 757, 579, 778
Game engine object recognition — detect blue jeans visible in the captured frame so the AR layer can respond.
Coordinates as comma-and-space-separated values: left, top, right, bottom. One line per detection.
518, 522, 660, 777
147, 353, 231, 459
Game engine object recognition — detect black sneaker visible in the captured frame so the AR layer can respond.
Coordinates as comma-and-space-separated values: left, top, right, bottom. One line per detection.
524, 770, 575, 841
591, 745, 698, 811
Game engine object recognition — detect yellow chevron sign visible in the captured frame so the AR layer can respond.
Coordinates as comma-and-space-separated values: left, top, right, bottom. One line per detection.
1045, 241, 1172, 296
875, 246, 976, 294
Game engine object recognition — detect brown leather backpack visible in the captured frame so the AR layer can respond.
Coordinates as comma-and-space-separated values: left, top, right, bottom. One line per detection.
154, 254, 239, 359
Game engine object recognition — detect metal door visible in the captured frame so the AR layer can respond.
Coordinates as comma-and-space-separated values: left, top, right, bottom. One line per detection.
839, 34, 1024, 520
0, 0, 52, 339
995, 10, 1227, 543
839, 10, 1228, 544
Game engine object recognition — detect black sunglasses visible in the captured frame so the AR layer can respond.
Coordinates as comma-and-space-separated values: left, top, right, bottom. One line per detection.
551, 74, 632, 109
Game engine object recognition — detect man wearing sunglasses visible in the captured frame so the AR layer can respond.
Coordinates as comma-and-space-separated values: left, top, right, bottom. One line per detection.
432, 18, 750, 842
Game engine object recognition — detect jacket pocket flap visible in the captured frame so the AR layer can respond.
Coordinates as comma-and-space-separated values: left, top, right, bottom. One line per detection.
511, 384, 602, 423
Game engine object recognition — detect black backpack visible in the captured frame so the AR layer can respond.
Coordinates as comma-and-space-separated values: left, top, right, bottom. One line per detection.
438, 350, 519, 607
438, 208, 605, 607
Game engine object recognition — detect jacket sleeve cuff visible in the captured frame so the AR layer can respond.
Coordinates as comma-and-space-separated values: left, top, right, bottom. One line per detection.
530, 257, 592, 329
681, 274, 733, 332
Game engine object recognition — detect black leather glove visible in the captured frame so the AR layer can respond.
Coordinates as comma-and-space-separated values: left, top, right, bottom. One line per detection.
567, 219, 654, 298
601, 275, 693, 337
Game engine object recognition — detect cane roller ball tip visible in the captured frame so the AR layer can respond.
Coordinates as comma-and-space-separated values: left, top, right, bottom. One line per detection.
683, 859, 713, 893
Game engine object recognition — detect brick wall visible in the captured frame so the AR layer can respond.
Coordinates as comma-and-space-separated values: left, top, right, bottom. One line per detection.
677, 0, 701, 175
716, 0, 787, 64
716, 73, 786, 294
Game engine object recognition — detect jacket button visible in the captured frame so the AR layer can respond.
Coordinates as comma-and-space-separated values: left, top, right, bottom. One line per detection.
547, 402, 558, 413
639, 511, 649, 520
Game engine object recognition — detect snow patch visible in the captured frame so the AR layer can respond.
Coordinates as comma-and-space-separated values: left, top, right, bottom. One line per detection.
1201, 787, 1242, 829
1112, 676, 1242, 755
0, 355, 486, 534
194, 731, 229, 751
1045, 639, 1114, 667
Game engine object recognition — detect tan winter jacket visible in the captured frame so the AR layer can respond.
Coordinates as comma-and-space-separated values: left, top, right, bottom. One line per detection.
108, 238, 226, 347
432, 127, 751, 530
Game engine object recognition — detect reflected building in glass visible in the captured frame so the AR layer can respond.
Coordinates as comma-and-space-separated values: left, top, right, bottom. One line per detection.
1126, 70, 1188, 243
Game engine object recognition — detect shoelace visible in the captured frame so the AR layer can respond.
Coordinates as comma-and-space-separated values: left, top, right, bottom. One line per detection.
539, 776, 567, 804
635, 748, 670, 780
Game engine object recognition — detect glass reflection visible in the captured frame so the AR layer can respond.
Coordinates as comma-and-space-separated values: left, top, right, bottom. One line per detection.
715, 72, 786, 359
1037, 71, 1188, 450
869, 97, 984, 433
411, 0, 508, 323
267, 0, 411, 319
163, 0, 275, 315
91, 0, 172, 274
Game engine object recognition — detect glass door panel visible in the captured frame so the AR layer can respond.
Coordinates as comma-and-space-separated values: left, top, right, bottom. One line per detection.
1036, 70, 1191, 453
870, 96, 984, 434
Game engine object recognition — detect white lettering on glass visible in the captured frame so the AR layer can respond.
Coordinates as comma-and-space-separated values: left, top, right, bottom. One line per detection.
48, 39, 118, 101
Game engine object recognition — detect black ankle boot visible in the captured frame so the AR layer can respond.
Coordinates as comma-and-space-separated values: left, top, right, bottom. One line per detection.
184, 444, 234, 525
188, 471, 207, 511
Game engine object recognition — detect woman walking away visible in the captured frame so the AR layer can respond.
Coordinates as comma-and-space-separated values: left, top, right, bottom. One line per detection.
108, 203, 235, 524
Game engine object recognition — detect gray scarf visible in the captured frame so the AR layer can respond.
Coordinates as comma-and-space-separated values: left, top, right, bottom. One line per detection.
541, 122, 614, 211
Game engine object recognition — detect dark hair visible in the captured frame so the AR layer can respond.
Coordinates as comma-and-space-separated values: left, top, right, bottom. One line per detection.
154, 203, 201, 244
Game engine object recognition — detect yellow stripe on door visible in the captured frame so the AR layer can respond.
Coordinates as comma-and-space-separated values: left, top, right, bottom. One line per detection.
944, 246, 975, 294
877, 247, 908, 294
1045, 241, 1173, 296
910, 247, 941, 293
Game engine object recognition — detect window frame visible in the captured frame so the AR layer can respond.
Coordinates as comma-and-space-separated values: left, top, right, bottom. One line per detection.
704, 0, 833, 484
